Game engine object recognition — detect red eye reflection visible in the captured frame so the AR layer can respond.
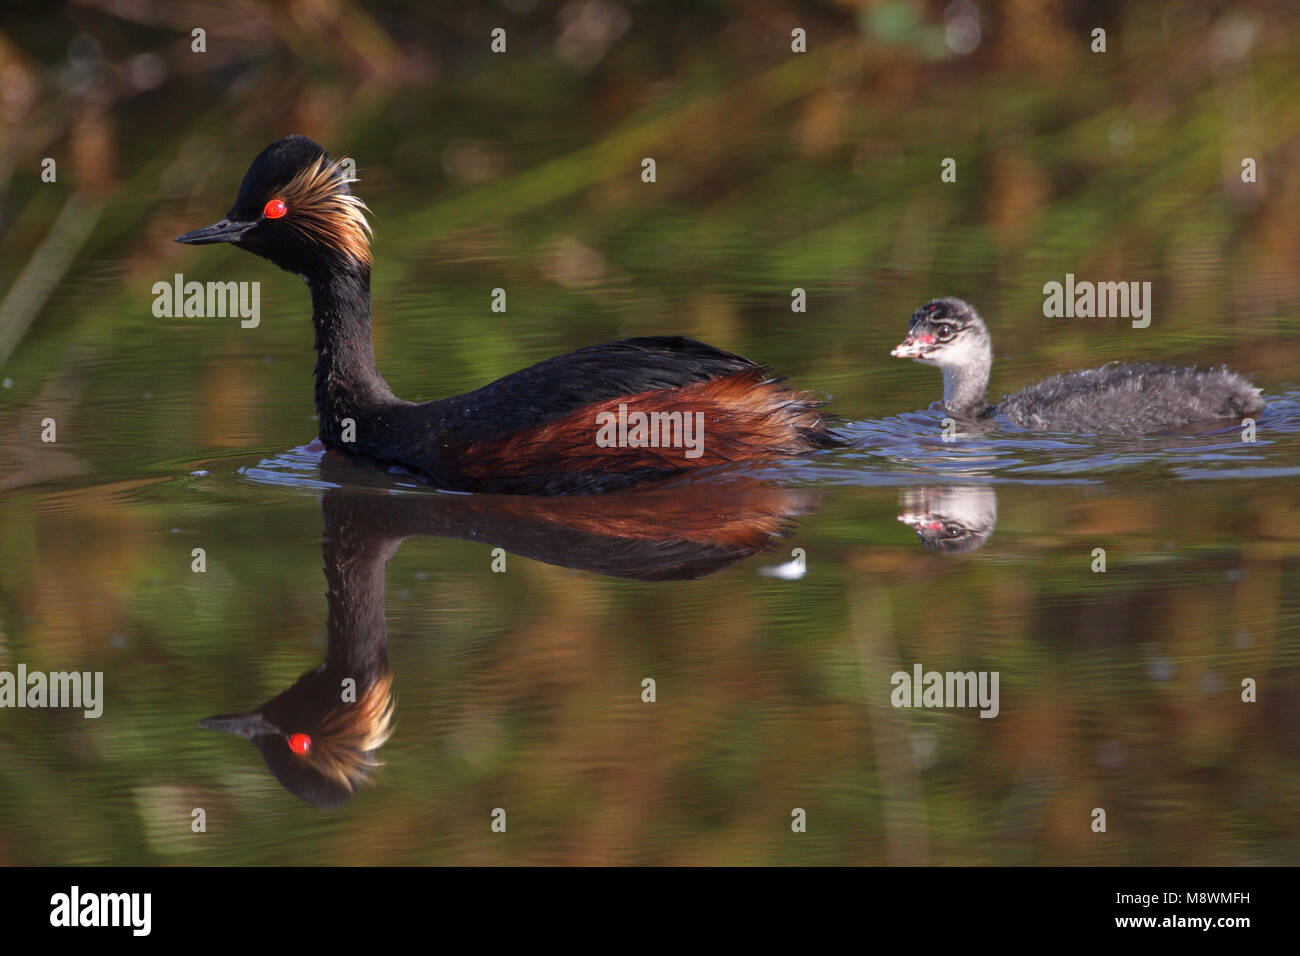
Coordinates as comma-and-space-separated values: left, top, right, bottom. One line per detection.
288, 733, 312, 755
263, 199, 287, 219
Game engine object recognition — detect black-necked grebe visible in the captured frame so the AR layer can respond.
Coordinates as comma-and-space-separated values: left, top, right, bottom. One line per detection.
890, 298, 1264, 434
176, 136, 838, 495
201, 478, 812, 806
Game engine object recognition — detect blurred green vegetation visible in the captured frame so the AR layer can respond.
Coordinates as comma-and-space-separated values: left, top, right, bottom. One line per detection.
0, 0, 1297, 864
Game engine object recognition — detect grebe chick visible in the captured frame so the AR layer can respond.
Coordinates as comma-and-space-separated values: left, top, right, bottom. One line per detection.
177, 136, 838, 495
890, 298, 1264, 435
898, 486, 997, 554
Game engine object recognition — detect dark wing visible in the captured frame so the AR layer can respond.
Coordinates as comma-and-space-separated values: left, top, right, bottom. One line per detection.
424, 336, 759, 443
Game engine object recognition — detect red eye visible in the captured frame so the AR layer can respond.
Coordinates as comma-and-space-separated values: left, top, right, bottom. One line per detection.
288, 733, 311, 754
263, 199, 287, 219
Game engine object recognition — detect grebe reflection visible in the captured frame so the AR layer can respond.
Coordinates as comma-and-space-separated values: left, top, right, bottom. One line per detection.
897, 486, 998, 554
201, 474, 816, 806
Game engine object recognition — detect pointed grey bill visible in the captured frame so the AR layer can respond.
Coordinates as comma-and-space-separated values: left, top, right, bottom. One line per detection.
199, 712, 280, 739
175, 218, 256, 245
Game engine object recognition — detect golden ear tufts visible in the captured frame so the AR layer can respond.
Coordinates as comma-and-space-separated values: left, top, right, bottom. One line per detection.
279, 155, 373, 267
303, 673, 395, 792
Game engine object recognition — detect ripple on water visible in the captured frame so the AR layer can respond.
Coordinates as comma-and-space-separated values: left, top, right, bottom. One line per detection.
804, 389, 1300, 487
220, 391, 1300, 495
235, 442, 441, 495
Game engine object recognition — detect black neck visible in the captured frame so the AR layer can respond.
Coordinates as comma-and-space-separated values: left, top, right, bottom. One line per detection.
308, 262, 398, 443
321, 490, 401, 677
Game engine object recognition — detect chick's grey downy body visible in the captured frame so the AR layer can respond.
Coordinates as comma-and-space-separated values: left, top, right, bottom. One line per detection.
891, 298, 1264, 436
998, 362, 1263, 434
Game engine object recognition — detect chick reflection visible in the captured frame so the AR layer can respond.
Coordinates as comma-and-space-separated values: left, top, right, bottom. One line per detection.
201, 474, 814, 807
897, 486, 998, 553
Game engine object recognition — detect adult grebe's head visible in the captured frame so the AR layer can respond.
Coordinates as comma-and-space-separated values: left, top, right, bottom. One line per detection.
890, 297, 989, 369
175, 135, 371, 276
200, 665, 395, 809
